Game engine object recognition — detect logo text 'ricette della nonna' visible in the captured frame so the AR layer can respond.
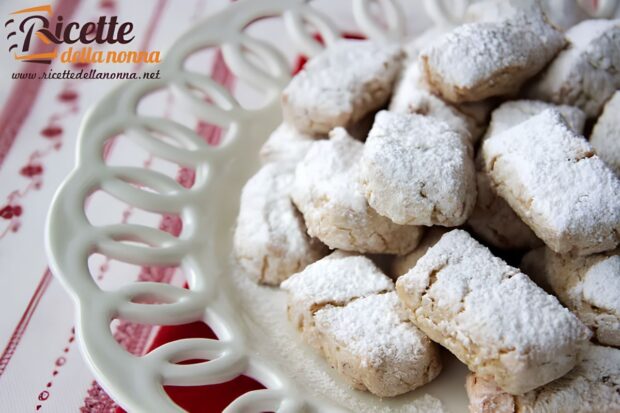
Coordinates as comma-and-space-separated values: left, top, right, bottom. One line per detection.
5, 4, 161, 65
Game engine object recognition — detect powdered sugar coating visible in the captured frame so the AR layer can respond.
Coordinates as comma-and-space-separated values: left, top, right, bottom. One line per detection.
475, 99, 586, 171
292, 128, 423, 254
259, 123, 318, 165
543, 248, 620, 347
396, 229, 591, 395
280, 251, 393, 349
591, 91, 620, 175
466, 344, 620, 413
314, 292, 428, 369
314, 292, 442, 397
420, 12, 565, 103
359, 111, 476, 226
528, 19, 620, 118
389, 60, 487, 144
482, 109, 620, 255
281, 251, 394, 313
234, 163, 328, 285
282, 40, 404, 135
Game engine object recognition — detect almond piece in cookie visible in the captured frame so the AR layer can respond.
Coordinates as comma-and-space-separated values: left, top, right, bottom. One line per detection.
396, 229, 591, 395
280, 251, 394, 349
234, 163, 328, 285
259, 123, 318, 165
420, 11, 565, 103
542, 248, 620, 347
466, 344, 620, 413
292, 127, 423, 254
528, 19, 620, 118
482, 109, 620, 256
359, 111, 476, 227
282, 40, 404, 136
314, 291, 442, 397
591, 91, 620, 176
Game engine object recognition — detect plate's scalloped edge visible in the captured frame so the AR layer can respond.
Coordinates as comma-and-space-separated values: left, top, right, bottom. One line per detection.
44, 1, 411, 412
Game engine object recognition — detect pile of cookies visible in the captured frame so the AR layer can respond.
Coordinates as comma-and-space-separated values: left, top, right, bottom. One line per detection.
233, 1, 620, 411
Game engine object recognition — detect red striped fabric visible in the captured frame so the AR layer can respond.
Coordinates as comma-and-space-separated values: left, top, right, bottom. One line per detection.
0, 0, 81, 168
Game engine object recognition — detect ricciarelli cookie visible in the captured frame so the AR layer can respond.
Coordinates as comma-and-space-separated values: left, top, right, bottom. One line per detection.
282, 40, 404, 136
482, 110, 620, 255
396, 230, 591, 395
233, 163, 328, 285
314, 291, 442, 397
591, 91, 620, 175
280, 251, 393, 349
466, 344, 620, 413
420, 11, 565, 103
292, 127, 423, 254
468, 100, 585, 250
359, 111, 476, 226
528, 19, 620, 118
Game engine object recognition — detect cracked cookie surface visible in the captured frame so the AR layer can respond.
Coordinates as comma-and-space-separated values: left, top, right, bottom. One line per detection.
466, 344, 620, 413
396, 229, 591, 395
542, 248, 620, 347
468, 100, 587, 250
234, 163, 328, 285
528, 19, 620, 118
281, 251, 393, 349
359, 111, 476, 227
482, 110, 620, 255
420, 11, 564, 103
315, 291, 442, 397
292, 127, 423, 254
282, 40, 404, 136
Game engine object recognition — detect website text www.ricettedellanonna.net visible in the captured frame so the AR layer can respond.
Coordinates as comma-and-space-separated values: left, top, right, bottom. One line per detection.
11, 68, 161, 80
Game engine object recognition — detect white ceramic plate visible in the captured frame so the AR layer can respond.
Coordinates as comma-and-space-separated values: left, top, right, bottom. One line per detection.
44, 0, 617, 412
